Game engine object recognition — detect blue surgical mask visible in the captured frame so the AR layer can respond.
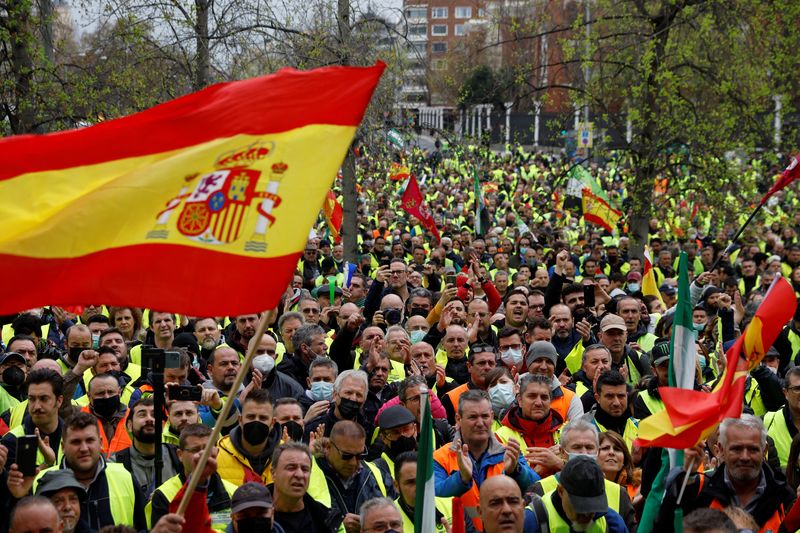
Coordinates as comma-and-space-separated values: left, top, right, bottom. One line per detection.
488, 383, 515, 412
693, 322, 706, 332
627, 283, 640, 293
311, 381, 334, 401
519, 247, 529, 256
697, 354, 707, 371
500, 348, 523, 368
91, 334, 100, 349
409, 330, 426, 344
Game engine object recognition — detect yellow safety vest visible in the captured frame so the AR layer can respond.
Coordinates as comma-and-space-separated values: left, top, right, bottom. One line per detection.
536, 475, 621, 513
638, 390, 665, 417
594, 417, 639, 453
9, 424, 65, 466
146, 474, 237, 531
564, 342, 585, 375
539, 490, 608, 531
764, 409, 793, 470
396, 496, 452, 532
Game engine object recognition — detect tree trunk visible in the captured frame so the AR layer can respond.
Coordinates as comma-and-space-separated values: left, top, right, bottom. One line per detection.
194, 0, 210, 90
38, 0, 54, 64
337, 0, 359, 262
8, 0, 37, 134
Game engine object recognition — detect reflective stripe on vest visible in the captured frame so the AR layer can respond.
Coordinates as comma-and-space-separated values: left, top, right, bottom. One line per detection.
764, 410, 792, 470
79, 406, 131, 456
541, 491, 608, 531
537, 476, 621, 513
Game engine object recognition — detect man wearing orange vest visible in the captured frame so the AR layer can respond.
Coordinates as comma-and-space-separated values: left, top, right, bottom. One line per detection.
525, 341, 584, 422
655, 415, 795, 533
433, 389, 539, 532
81, 373, 131, 456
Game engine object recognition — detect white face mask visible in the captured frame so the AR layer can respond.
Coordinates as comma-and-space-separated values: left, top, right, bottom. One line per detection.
500, 348, 523, 368
489, 383, 516, 412
766, 365, 778, 374
253, 354, 275, 375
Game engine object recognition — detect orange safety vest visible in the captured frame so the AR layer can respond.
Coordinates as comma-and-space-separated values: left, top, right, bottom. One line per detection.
550, 386, 575, 422
444, 383, 470, 415
433, 443, 504, 532
80, 406, 132, 456
710, 500, 783, 533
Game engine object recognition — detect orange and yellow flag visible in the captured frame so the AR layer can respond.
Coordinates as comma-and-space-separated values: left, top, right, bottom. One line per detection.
0, 63, 384, 316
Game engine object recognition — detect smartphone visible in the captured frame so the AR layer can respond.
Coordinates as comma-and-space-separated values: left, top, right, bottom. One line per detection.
583, 284, 596, 308
164, 350, 181, 369
16, 435, 38, 477
167, 384, 203, 402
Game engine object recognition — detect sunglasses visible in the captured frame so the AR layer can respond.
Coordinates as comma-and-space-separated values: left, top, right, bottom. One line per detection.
331, 440, 368, 461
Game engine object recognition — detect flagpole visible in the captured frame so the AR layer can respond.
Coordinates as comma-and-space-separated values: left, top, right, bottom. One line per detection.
175, 310, 273, 516
709, 202, 764, 273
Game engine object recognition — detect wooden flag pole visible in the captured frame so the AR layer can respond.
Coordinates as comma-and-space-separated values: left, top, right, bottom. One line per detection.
176, 310, 273, 516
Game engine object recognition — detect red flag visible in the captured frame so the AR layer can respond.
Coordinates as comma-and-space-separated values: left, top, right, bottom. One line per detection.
401, 176, 440, 242
761, 155, 800, 205
322, 190, 343, 243
451, 497, 465, 533
389, 162, 410, 181
635, 277, 797, 449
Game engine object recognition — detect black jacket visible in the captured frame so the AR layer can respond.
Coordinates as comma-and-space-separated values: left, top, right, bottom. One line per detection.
317, 457, 394, 517
270, 485, 344, 533
276, 354, 312, 387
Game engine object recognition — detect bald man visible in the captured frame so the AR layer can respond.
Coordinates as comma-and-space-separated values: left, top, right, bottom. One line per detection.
9, 496, 63, 533
479, 476, 525, 533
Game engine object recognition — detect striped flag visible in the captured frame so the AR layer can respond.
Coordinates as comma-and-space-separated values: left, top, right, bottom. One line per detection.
642, 247, 663, 305
581, 188, 621, 232
0, 63, 384, 316
322, 190, 343, 243
343, 261, 357, 288
414, 389, 436, 532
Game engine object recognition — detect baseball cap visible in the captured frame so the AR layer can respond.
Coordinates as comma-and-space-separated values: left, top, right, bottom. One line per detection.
526, 341, 557, 367
231, 482, 273, 514
650, 341, 671, 367
659, 283, 677, 296
626, 271, 642, 282
35, 470, 87, 500
600, 314, 626, 332
0, 352, 26, 365
559, 455, 607, 514
378, 405, 416, 430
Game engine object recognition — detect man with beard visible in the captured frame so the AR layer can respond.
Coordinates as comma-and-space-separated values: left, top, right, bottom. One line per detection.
598, 314, 652, 387
148, 423, 237, 531
441, 344, 497, 425
548, 304, 593, 376
203, 346, 241, 435
112, 397, 180, 499
495, 289, 529, 333
304, 369, 372, 439
193, 317, 222, 360
656, 415, 795, 532
222, 314, 259, 357
217, 389, 281, 485
163, 400, 199, 446
35, 470, 89, 533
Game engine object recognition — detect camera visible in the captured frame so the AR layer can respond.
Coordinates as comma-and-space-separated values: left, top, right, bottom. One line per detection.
384, 308, 403, 325
167, 385, 203, 402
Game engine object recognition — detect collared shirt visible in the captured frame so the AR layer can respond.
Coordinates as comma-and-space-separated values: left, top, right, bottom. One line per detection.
722, 467, 766, 514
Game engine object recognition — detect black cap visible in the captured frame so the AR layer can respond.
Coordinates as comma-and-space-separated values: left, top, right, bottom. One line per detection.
35, 470, 87, 500
231, 482, 273, 514
0, 352, 26, 365
560, 455, 607, 514
378, 405, 416, 430
650, 340, 671, 367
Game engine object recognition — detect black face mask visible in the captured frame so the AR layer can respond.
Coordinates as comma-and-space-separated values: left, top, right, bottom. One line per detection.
388, 435, 417, 457
236, 516, 272, 533
92, 395, 120, 419
242, 421, 270, 445
281, 420, 304, 442
337, 398, 362, 420
2, 366, 25, 388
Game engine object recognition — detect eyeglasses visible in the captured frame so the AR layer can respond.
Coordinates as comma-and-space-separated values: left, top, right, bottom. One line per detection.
390, 270, 406, 276
470, 345, 495, 355
787, 385, 800, 394
330, 440, 368, 461
530, 304, 545, 310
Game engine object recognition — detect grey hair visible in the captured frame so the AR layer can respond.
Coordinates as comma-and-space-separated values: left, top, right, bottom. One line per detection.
309, 356, 338, 377
291, 324, 324, 353
398, 375, 427, 402
719, 414, 767, 448
278, 311, 304, 332
518, 373, 552, 398
386, 325, 410, 341
408, 287, 433, 304
359, 497, 400, 529
334, 369, 368, 394
560, 415, 600, 448
582, 343, 611, 363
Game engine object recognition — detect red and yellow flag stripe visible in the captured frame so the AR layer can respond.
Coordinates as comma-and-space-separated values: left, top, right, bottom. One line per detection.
0, 63, 385, 316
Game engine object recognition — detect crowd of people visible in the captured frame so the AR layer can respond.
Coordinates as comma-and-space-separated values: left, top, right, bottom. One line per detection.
2, 142, 800, 533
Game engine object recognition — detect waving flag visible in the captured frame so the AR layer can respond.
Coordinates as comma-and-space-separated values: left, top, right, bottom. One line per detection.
415, 389, 436, 532
582, 188, 621, 232
389, 162, 411, 181
322, 190, 343, 243
761, 155, 800, 205
0, 63, 384, 316
641, 247, 663, 304
401, 175, 440, 242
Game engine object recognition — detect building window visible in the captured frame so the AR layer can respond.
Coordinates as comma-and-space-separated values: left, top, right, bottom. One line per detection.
478, 8, 485, 17
409, 24, 427, 36
455, 6, 472, 18
431, 7, 448, 18
431, 42, 447, 53
431, 24, 448, 36
406, 7, 427, 19
454, 24, 466, 36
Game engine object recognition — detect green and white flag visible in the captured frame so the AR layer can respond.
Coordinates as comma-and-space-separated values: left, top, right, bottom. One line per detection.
387, 128, 404, 150
414, 389, 436, 532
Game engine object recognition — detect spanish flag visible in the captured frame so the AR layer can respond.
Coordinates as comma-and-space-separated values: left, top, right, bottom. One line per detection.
635, 276, 797, 450
322, 190, 343, 243
581, 188, 621, 232
0, 63, 384, 316
641, 247, 663, 304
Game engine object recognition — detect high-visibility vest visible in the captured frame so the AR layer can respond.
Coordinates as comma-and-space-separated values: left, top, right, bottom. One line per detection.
550, 386, 576, 423
710, 498, 783, 533
34, 462, 137, 527
788, 329, 800, 362
564, 342, 585, 375
539, 490, 608, 531
216, 434, 273, 486
635, 333, 657, 354
444, 383, 470, 415
396, 496, 451, 533
79, 406, 131, 456
536, 475, 621, 513
305, 456, 380, 533
594, 416, 639, 453
495, 423, 562, 448
764, 409, 794, 470
146, 474, 237, 531
638, 390, 665, 417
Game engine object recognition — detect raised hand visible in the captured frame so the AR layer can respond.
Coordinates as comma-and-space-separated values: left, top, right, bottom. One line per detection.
455, 440, 473, 484
503, 438, 521, 475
